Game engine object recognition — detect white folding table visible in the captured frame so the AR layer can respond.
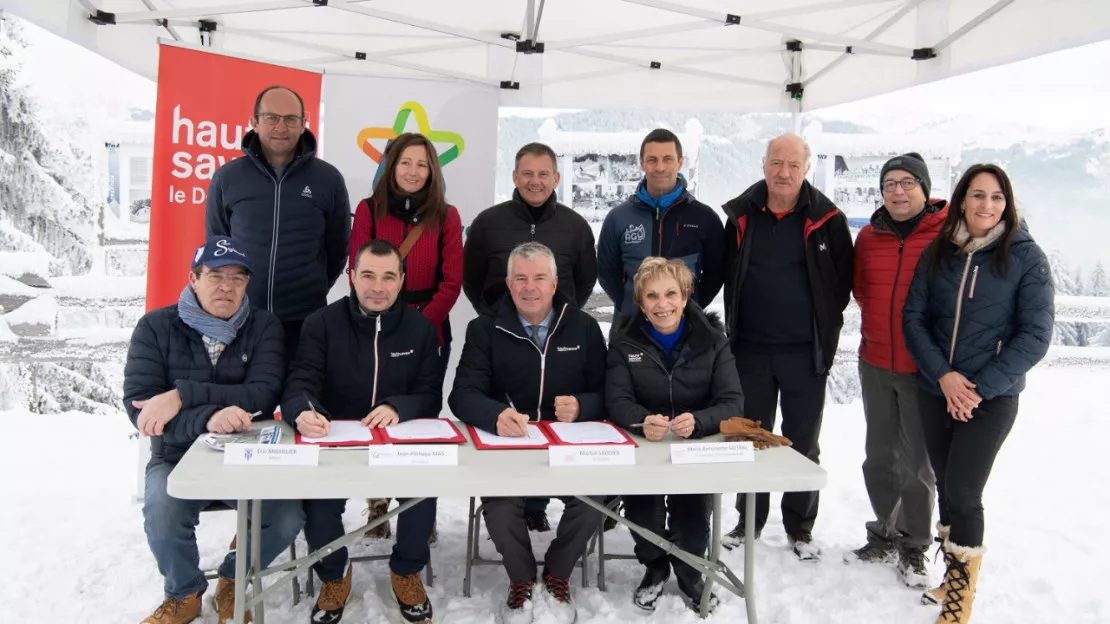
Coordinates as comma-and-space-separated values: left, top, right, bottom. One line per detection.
167, 422, 826, 623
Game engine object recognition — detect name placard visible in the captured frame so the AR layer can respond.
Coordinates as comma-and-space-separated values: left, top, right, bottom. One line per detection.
369, 444, 458, 467
224, 444, 320, 466
549, 445, 636, 467
670, 442, 754, 465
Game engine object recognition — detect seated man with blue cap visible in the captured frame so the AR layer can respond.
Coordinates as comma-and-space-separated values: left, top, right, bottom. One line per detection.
124, 235, 303, 624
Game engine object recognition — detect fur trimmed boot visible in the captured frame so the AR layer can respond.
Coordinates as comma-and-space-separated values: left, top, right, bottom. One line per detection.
364, 498, 393, 539
934, 540, 985, 624
921, 523, 951, 606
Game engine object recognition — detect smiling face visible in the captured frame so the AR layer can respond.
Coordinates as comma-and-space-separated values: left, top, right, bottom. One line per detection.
639, 274, 687, 335
253, 88, 304, 161
962, 172, 1007, 237
512, 153, 560, 207
640, 140, 683, 197
394, 144, 431, 195
507, 254, 557, 323
882, 169, 927, 222
354, 250, 404, 312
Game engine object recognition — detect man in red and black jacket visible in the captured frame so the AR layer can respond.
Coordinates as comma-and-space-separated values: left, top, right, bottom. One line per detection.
721, 134, 853, 561
846, 153, 947, 588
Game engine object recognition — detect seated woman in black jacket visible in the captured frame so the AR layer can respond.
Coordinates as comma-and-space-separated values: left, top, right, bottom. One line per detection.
606, 257, 745, 614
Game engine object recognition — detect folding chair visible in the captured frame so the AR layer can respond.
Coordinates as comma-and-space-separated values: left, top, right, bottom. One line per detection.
462, 497, 591, 598
590, 496, 637, 591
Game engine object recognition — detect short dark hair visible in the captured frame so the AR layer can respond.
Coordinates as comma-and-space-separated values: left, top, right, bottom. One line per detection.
639, 129, 682, 160
253, 85, 305, 118
354, 239, 405, 274
514, 142, 559, 172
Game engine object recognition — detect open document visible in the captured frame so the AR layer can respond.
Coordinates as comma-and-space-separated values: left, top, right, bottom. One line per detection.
547, 421, 630, 444
472, 423, 550, 447
384, 419, 462, 441
298, 420, 374, 445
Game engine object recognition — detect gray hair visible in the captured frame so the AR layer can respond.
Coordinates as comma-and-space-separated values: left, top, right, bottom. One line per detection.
507, 242, 558, 277
765, 133, 811, 162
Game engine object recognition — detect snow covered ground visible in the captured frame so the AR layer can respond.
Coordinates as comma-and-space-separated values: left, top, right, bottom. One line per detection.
2, 365, 1106, 623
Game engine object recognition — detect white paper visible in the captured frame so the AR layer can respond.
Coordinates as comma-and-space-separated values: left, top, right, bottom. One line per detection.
299, 420, 374, 445
473, 423, 549, 447
548, 421, 627, 444
385, 419, 458, 440
369, 444, 459, 466
670, 442, 755, 464
549, 445, 636, 467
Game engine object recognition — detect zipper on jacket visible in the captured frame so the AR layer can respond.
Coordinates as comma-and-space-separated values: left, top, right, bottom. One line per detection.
948, 252, 975, 364
968, 265, 980, 299
657, 215, 664, 256
267, 178, 283, 312
995, 340, 1003, 356
494, 304, 568, 421
530, 224, 536, 240
371, 315, 381, 405
888, 238, 906, 369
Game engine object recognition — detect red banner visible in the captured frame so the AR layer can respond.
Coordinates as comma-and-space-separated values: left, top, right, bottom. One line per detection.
145, 44, 322, 311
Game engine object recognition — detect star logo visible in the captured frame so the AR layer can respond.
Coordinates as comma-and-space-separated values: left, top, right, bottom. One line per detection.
357, 100, 465, 168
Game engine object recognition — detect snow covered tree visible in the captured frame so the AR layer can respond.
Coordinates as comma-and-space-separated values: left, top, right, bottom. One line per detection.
0, 14, 99, 275
1046, 249, 1081, 295
1090, 261, 1109, 297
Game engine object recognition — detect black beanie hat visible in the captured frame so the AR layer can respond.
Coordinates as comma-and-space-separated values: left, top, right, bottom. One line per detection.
880, 152, 931, 198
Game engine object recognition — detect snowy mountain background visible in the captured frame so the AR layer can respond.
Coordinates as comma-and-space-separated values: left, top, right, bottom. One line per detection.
3, 12, 1110, 415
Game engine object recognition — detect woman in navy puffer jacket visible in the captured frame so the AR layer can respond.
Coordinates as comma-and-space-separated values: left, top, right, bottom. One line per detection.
902, 163, 1054, 624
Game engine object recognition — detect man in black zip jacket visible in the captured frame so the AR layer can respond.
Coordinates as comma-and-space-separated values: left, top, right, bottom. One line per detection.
281, 240, 440, 624
124, 237, 302, 623
720, 134, 854, 561
462, 142, 597, 315
206, 86, 350, 358
449, 242, 607, 624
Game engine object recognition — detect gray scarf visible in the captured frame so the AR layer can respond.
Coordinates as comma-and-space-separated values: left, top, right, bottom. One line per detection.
177, 285, 250, 346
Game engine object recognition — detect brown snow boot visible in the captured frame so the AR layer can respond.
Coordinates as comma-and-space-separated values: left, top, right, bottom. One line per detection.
213, 576, 252, 623
364, 498, 393, 538
935, 540, 985, 624
140, 590, 204, 624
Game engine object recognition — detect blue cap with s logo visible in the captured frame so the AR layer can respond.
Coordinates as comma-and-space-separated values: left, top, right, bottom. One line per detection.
192, 236, 252, 274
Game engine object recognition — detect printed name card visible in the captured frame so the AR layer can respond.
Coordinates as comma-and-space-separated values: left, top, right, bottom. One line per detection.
670, 442, 754, 465
369, 444, 459, 467
224, 444, 320, 466
549, 445, 636, 467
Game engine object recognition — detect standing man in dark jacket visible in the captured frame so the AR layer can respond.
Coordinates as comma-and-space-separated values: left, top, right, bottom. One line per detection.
206, 85, 350, 357
282, 239, 441, 624
846, 153, 947, 588
449, 242, 607, 624
124, 236, 302, 624
463, 142, 597, 315
597, 129, 725, 321
721, 134, 854, 560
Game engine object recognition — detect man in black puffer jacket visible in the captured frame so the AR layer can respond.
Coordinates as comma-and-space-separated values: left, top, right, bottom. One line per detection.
462, 142, 597, 315
124, 236, 302, 623
281, 239, 441, 624
449, 242, 607, 624
206, 86, 350, 357
605, 257, 743, 614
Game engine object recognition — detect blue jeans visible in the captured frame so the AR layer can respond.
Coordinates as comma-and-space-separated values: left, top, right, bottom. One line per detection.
143, 459, 305, 598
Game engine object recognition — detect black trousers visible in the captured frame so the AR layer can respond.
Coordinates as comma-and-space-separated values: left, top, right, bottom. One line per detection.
622, 494, 710, 587
481, 496, 603, 583
918, 392, 1019, 548
733, 348, 827, 534
303, 497, 437, 580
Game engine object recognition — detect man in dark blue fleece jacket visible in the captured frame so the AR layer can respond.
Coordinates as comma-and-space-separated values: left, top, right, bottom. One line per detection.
206, 86, 350, 357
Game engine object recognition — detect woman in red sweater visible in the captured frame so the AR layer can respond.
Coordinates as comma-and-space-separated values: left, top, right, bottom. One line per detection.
350, 133, 464, 539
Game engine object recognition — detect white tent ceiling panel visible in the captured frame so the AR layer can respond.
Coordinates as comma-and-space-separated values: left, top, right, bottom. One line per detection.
2, 0, 1108, 113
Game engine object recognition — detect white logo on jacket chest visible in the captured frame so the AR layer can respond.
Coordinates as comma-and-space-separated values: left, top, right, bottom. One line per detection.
301, 185, 313, 198
818, 242, 828, 251
628, 352, 643, 363
556, 345, 580, 352
390, 349, 414, 358
623, 224, 646, 244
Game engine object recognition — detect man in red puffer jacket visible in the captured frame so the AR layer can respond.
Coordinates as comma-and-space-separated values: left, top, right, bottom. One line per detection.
847, 153, 948, 589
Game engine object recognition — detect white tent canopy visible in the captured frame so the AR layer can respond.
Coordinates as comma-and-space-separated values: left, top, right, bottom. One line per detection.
4, 0, 1110, 112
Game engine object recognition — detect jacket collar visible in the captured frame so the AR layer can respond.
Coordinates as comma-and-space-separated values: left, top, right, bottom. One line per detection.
510, 189, 557, 222
241, 128, 318, 176
616, 300, 721, 356
345, 290, 406, 335
722, 179, 835, 223
494, 291, 571, 338
871, 198, 948, 233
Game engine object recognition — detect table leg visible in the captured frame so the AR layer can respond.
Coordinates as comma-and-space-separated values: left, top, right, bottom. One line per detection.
699, 494, 722, 617
745, 493, 758, 624
234, 499, 248, 624
251, 499, 265, 623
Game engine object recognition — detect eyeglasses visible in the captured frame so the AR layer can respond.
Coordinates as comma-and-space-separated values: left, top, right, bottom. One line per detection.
201, 272, 249, 287
882, 178, 919, 192
256, 112, 305, 128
